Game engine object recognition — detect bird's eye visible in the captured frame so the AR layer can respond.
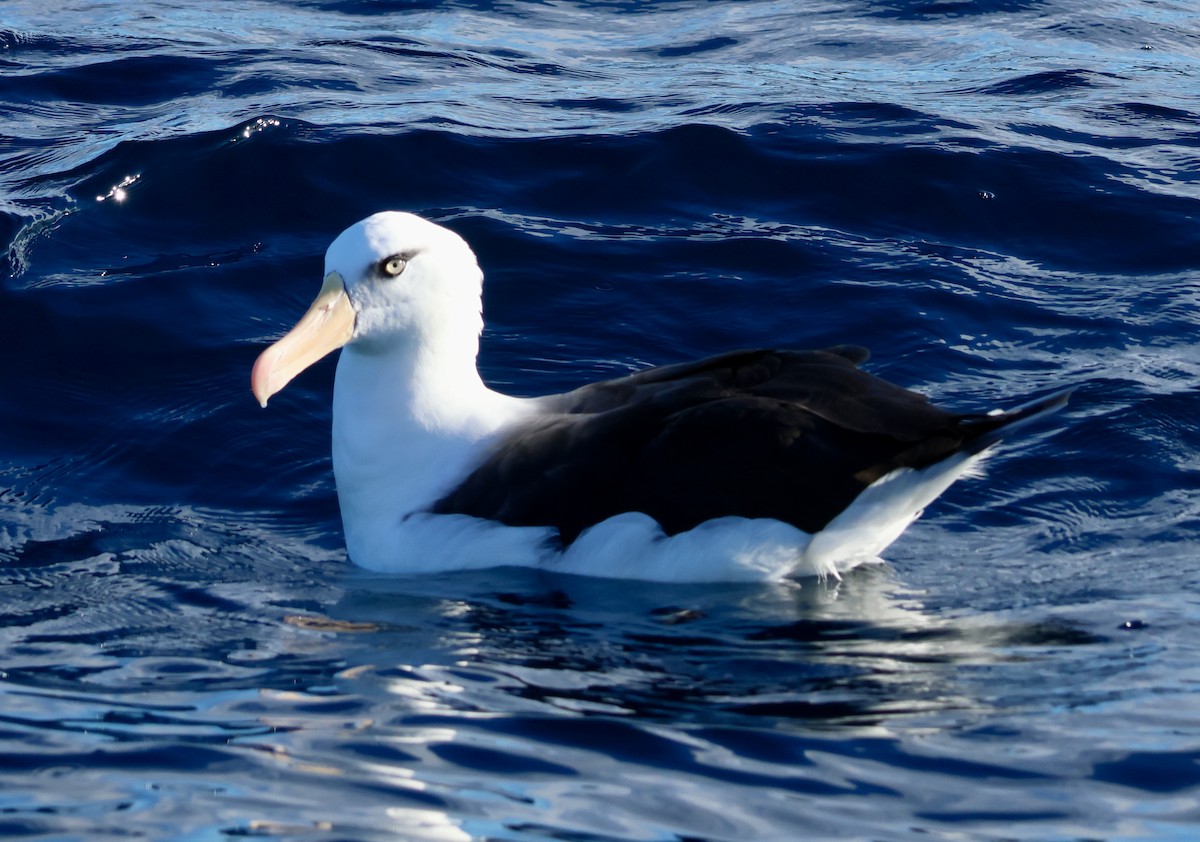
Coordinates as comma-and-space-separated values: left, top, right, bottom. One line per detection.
380, 255, 408, 278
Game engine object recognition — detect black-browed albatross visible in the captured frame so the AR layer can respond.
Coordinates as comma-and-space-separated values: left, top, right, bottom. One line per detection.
251, 212, 1067, 582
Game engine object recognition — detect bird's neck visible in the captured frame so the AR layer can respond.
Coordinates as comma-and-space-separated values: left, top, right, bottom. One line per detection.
330, 331, 529, 553
337, 323, 499, 426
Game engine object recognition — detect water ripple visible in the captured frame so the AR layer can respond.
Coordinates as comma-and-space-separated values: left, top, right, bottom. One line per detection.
3, 0, 1200, 839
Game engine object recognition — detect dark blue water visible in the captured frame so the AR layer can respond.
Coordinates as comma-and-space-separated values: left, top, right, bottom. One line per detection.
3, 0, 1200, 838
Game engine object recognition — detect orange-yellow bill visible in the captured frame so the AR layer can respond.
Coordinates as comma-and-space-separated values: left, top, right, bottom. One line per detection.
251, 271, 355, 407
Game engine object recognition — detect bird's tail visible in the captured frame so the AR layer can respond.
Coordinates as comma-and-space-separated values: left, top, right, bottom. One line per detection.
802, 386, 1072, 578
961, 387, 1074, 454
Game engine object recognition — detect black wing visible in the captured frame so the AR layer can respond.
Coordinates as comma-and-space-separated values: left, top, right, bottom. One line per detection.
430, 347, 1062, 543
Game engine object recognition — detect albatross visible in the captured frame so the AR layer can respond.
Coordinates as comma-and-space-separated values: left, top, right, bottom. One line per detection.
251, 212, 1067, 582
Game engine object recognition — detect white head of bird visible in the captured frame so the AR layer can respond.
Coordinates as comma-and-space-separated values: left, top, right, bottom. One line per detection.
252, 211, 489, 406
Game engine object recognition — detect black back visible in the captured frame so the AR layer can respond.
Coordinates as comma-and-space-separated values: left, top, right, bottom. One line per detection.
430, 347, 1025, 543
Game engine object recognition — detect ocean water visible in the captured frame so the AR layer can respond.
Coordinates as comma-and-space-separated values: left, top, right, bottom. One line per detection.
3, 0, 1200, 839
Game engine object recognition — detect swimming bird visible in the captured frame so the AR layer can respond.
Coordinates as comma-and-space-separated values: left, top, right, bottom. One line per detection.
251, 212, 1067, 582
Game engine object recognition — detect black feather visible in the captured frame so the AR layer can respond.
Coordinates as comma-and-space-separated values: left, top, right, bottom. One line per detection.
429, 348, 1067, 543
